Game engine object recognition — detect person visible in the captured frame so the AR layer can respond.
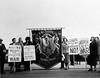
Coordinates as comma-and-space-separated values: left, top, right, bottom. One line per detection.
96, 36, 100, 65
0, 38, 6, 74
16, 37, 24, 71
75, 54, 81, 65
87, 37, 98, 71
9, 38, 17, 73
61, 37, 70, 70
23, 37, 33, 71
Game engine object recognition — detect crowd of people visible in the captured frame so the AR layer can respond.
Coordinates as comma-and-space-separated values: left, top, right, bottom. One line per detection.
0, 36, 100, 74
60, 36, 100, 71
0, 37, 33, 74
87, 37, 100, 72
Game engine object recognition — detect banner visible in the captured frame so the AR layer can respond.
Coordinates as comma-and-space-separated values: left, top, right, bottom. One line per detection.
68, 38, 78, 46
24, 45, 36, 61
8, 45, 21, 62
79, 39, 90, 55
31, 28, 62, 69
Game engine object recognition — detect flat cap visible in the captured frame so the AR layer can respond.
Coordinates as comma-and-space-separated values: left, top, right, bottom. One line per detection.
0, 38, 3, 41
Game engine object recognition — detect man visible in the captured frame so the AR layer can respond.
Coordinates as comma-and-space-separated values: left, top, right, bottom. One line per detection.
0, 38, 6, 74
23, 37, 33, 71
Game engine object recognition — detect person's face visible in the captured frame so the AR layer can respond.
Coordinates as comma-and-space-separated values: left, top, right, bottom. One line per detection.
90, 37, 94, 41
63, 38, 66, 43
96, 37, 99, 41
26, 39, 29, 42
13, 39, 16, 43
19, 38, 22, 42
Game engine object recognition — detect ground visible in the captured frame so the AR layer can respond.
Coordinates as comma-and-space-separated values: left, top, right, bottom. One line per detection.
1, 62, 100, 78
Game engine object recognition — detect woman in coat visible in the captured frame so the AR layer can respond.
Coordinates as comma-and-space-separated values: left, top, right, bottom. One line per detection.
62, 37, 70, 70
87, 37, 98, 71
9, 38, 17, 73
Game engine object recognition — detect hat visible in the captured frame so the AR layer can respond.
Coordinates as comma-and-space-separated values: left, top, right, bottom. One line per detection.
25, 37, 30, 40
0, 38, 3, 41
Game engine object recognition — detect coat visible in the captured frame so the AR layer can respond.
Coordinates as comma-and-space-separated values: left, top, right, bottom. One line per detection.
62, 42, 69, 64
87, 40, 98, 66
0, 44, 6, 63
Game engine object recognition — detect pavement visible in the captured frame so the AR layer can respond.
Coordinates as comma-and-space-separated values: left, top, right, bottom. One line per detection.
1, 62, 100, 78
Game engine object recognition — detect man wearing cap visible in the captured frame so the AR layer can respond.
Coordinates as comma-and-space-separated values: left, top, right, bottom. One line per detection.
0, 38, 6, 74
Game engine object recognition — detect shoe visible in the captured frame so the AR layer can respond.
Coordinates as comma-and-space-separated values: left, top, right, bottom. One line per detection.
64, 68, 68, 70
94, 69, 96, 72
88, 69, 93, 71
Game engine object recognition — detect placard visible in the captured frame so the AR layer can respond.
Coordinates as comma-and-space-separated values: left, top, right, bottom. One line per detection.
24, 45, 36, 61
68, 38, 78, 46
79, 39, 90, 55
68, 38, 79, 55
69, 45, 79, 55
8, 45, 21, 62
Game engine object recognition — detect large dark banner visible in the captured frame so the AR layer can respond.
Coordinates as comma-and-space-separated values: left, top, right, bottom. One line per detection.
31, 28, 62, 69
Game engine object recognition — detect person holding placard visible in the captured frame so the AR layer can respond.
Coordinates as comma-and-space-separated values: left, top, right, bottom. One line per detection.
23, 37, 33, 71
0, 38, 6, 74
9, 38, 17, 73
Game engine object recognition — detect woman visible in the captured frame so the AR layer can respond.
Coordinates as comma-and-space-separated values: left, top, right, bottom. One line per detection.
62, 37, 70, 70
9, 38, 17, 73
87, 37, 98, 71
16, 37, 24, 71
23, 37, 33, 71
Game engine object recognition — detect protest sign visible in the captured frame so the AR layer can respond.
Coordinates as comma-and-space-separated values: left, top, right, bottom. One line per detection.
24, 45, 36, 61
79, 39, 90, 55
68, 38, 78, 46
8, 45, 21, 62
68, 38, 79, 55
69, 45, 79, 55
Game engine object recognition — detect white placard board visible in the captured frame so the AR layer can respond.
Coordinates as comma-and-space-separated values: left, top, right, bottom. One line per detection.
24, 45, 36, 61
8, 45, 21, 62
79, 39, 90, 55
69, 45, 79, 55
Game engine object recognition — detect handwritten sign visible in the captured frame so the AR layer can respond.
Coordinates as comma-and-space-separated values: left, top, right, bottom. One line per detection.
8, 45, 21, 62
69, 45, 79, 55
79, 39, 90, 55
24, 45, 36, 61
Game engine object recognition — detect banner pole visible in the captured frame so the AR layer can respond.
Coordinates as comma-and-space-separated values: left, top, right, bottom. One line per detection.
13, 62, 16, 72
85, 55, 87, 68
30, 61, 31, 71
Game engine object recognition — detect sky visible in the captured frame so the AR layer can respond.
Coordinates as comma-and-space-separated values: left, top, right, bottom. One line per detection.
0, 0, 100, 48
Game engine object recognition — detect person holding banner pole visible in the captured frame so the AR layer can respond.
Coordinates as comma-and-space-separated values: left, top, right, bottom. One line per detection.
0, 38, 6, 74
23, 37, 33, 71
62, 37, 70, 70
9, 38, 17, 73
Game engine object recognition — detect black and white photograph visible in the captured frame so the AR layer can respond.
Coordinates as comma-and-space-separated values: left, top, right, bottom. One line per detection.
0, 0, 100, 78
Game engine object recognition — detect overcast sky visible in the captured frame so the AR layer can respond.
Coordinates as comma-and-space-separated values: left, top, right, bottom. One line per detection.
0, 0, 100, 48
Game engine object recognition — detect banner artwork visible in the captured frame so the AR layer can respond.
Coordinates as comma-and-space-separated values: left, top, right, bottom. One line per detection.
31, 28, 62, 69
